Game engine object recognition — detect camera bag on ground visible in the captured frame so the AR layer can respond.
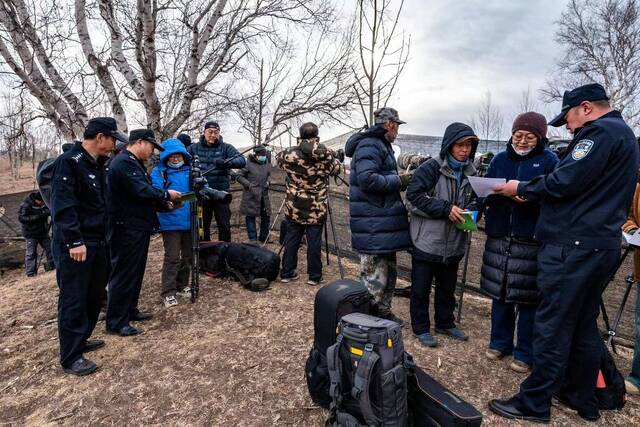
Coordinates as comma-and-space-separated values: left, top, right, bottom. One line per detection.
305, 279, 375, 409
407, 365, 482, 427
198, 242, 279, 291
596, 341, 626, 410
326, 312, 410, 426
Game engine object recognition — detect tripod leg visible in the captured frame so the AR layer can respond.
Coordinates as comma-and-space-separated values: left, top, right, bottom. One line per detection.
262, 198, 286, 248
190, 199, 200, 303
601, 300, 616, 353
326, 196, 344, 280
457, 232, 472, 323
607, 276, 636, 350
324, 221, 330, 266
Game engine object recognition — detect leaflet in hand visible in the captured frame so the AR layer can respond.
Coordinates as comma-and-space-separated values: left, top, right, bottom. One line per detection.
176, 191, 197, 203
623, 231, 640, 247
454, 210, 478, 232
468, 176, 506, 197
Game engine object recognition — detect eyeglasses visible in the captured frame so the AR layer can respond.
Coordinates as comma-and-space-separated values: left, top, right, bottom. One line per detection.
512, 132, 537, 144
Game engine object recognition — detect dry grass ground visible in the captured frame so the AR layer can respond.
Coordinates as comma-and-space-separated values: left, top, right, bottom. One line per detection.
1, 232, 640, 426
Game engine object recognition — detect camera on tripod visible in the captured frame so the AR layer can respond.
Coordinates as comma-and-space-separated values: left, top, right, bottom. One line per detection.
190, 155, 232, 204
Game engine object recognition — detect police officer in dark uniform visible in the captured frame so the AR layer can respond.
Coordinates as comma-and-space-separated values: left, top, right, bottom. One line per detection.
106, 129, 181, 336
490, 83, 639, 422
50, 117, 128, 376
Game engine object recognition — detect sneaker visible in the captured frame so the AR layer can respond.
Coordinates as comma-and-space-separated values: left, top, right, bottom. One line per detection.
434, 326, 468, 341
626, 379, 640, 395
486, 348, 506, 360
280, 273, 300, 283
176, 287, 192, 298
414, 332, 438, 348
163, 295, 178, 308
510, 359, 532, 373
307, 278, 326, 286
381, 312, 404, 327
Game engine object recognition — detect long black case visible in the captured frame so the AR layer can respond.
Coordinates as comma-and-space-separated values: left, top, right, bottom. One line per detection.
408, 365, 482, 426
306, 279, 375, 409
199, 241, 280, 282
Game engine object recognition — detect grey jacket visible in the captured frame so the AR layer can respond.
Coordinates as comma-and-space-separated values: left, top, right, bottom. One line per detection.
405, 156, 478, 262
236, 154, 272, 217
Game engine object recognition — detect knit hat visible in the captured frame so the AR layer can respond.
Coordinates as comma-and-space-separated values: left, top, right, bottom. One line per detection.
512, 112, 547, 140
253, 145, 267, 155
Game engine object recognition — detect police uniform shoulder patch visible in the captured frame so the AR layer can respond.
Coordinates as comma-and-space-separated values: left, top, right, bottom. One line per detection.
572, 139, 594, 161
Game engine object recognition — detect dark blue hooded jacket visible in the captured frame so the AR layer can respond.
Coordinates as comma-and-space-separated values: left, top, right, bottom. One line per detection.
187, 135, 245, 191
483, 140, 558, 239
345, 125, 411, 254
151, 138, 192, 231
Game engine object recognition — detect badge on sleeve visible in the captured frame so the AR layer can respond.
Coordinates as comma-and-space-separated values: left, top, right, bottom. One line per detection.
572, 139, 594, 161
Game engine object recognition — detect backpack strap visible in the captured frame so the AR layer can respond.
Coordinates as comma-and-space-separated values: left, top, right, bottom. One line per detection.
351, 343, 381, 426
327, 335, 344, 417
162, 169, 170, 190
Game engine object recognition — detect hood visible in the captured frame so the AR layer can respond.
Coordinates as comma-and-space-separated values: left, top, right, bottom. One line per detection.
160, 138, 192, 165
440, 122, 478, 160
345, 125, 389, 157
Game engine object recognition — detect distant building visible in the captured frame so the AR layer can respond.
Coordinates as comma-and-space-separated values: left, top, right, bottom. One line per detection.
323, 130, 507, 159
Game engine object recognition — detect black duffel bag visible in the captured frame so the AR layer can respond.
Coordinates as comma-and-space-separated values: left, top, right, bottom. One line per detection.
408, 365, 482, 426
199, 242, 279, 291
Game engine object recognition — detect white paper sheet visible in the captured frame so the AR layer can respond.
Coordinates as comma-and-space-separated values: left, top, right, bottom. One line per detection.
468, 176, 506, 197
623, 231, 640, 247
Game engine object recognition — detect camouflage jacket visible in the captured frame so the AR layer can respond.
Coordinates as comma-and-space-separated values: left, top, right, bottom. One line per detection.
277, 138, 342, 225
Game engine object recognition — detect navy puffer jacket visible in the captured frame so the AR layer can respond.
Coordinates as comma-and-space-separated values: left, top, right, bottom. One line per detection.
483, 140, 558, 239
187, 136, 245, 191
345, 125, 411, 254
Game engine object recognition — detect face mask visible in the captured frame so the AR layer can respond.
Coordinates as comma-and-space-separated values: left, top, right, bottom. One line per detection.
168, 161, 184, 169
512, 144, 534, 156
256, 155, 267, 164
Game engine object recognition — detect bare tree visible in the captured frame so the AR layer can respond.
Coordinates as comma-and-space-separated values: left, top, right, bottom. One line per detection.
231, 22, 356, 148
0, 0, 336, 141
518, 86, 538, 113
543, 0, 640, 128
353, 0, 410, 127
472, 91, 504, 152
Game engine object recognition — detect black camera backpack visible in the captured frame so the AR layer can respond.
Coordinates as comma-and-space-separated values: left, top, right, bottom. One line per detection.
327, 313, 410, 426
305, 279, 375, 409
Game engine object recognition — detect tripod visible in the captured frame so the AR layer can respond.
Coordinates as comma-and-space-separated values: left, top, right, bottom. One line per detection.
600, 244, 635, 353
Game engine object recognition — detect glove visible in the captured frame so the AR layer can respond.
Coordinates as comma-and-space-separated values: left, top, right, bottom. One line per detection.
214, 159, 229, 169
399, 173, 412, 191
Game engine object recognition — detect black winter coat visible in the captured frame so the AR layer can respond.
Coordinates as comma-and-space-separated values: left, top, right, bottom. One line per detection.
480, 237, 540, 304
187, 136, 245, 191
18, 193, 50, 239
345, 125, 411, 254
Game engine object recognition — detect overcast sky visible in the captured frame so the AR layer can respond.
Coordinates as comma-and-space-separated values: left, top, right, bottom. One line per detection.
252, 0, 570, 145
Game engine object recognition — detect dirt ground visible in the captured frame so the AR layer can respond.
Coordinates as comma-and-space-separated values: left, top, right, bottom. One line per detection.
1, 231, 640, 426
0, 159, 38, 196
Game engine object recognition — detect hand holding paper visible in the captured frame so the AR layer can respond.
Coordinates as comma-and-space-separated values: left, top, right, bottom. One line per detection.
468, 176, 506, 197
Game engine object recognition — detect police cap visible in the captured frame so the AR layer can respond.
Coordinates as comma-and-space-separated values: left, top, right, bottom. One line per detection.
548, 83, 610, 127
84, 117, 129, 143
129, 128, 164, 151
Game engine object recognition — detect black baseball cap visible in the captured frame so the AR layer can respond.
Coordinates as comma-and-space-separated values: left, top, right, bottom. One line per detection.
548, 83, 610, 127
84, 117, 129, 143
129, 128, 164, 151
204, 121, 220, 130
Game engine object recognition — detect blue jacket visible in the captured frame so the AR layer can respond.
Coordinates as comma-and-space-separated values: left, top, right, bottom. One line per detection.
187, 136, 245, 190
518, 111, 639, 249
151, 139, 192, 231
483, 140, 558, 239
345, 125, 411, 254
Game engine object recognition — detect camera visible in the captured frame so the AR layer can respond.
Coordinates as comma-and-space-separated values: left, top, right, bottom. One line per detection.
191, 155, 232, 204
